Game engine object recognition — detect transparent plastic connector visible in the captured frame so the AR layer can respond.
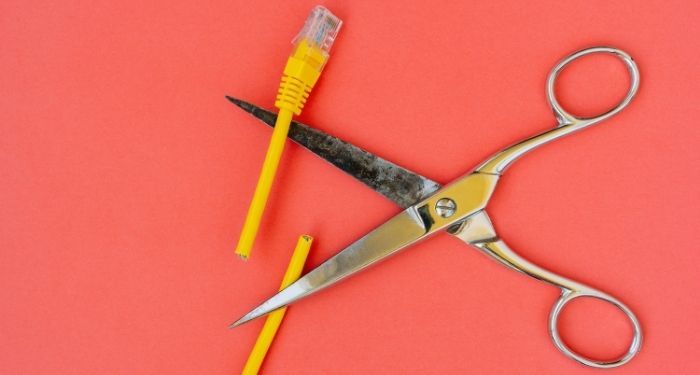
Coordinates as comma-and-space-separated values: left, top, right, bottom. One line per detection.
292, 6, 342, 57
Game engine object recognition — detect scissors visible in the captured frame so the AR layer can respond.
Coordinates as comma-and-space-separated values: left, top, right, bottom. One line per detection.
229, 47, 642, 368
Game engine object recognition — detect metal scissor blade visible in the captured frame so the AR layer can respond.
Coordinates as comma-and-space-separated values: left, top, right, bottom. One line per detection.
226, 96, 441, 208
230, 206, 429, 327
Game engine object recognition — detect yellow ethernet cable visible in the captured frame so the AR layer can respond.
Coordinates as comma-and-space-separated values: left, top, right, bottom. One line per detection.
241, 235, 313, 375
235, 6, 342, 260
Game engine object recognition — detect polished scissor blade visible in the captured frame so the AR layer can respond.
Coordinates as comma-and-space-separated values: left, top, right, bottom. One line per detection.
230, 207, 429, 328
226, 96, 441, 208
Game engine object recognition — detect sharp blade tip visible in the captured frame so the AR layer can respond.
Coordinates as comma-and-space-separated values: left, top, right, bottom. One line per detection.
225, 95, 262, 117
228, 316, 248, 329
224, 95, 243, 106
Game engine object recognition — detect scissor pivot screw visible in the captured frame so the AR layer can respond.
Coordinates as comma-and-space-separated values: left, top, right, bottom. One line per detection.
435, 198, 457, 218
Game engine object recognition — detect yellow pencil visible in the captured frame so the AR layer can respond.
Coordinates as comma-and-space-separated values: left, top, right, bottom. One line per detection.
241, 235, 313, 375
235, 6, 342, 259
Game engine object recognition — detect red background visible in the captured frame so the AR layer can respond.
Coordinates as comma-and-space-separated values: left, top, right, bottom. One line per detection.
2, 1, 699, 374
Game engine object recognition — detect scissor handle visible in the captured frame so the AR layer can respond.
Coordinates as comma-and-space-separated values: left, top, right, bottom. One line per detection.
475, 237, 643, 368
549, 287, 643, 368
455, 211, 642, 368
547, 46, 640, 127
476, 47, 640, 175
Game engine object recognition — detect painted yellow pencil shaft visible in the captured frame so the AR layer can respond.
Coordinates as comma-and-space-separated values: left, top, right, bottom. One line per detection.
241, 235, 313, 375
235, 6, 342, 259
